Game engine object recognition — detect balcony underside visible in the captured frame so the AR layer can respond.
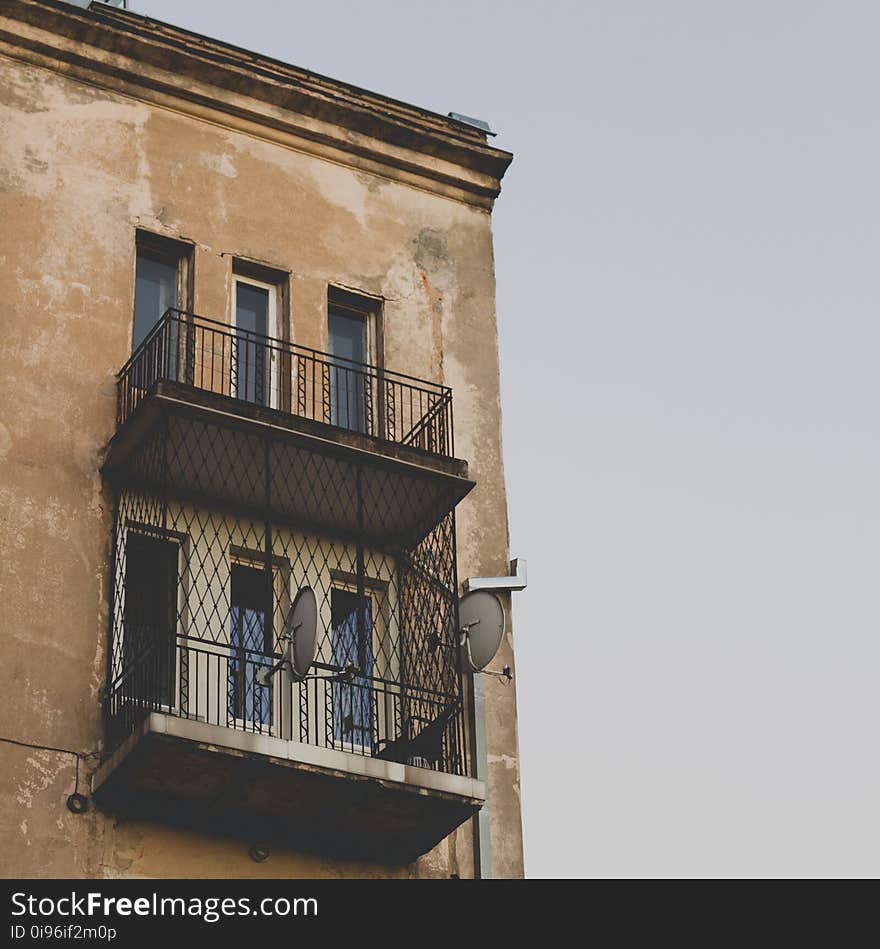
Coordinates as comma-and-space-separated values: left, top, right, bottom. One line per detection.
103, 381, 474, 546
92, 714, 484, 865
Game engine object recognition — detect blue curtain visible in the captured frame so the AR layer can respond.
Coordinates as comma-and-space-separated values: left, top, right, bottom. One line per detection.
332, 598, 373, 745
229, 605, 271, 725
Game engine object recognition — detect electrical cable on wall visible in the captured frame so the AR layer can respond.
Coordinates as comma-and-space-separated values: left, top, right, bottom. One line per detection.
0, 735, 102, 813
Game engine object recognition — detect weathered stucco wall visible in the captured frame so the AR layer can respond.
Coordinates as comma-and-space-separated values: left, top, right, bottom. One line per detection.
0, 30, 522, 879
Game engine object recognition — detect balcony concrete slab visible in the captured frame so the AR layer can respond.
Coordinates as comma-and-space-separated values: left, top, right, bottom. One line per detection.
91, 713, 484, 864
103, 382, 474, 546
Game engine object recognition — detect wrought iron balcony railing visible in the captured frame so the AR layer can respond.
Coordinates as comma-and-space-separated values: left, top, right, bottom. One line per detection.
116, 309, 455, 458
106, 633, 469, 776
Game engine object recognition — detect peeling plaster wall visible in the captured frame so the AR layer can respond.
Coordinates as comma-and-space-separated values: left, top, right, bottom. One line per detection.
0, 50, 522, 879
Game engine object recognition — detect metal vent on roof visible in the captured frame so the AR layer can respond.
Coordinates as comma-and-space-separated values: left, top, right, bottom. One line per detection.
447, 113, 495, 136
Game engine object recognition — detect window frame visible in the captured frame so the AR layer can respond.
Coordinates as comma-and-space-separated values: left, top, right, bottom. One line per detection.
326, 286, 384, 436
231, 273, 280, 409
226, 549, 289, 735
330, 582, 377, 753
131, 230, 193, 354
326, 286, 382, 370
119, 523, 188, 714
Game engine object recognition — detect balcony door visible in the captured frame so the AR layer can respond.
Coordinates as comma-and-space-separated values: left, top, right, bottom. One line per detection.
123, 532, 179, 708
131, 232, 193, 390
132, 232, 193, 351
232, 276, 278, 408
328, 303, 370, 434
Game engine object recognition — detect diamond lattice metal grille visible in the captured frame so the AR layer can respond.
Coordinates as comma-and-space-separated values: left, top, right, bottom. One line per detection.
105, 413, 470, 777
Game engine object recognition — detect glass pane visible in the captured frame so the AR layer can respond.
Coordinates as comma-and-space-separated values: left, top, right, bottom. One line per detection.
235, 283, 269, 336
328, 307, 368, 432
123, 533, 178, 706
328, 309, 366, 364
234, 282, 271, 405
133, 250, 177, 352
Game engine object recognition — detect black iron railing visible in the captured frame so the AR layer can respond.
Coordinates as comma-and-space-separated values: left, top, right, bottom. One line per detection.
117, 309, 455, 457
105, 634, 468, 776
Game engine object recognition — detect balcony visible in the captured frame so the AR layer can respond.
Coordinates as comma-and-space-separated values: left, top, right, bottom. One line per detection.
104, 310, 473, 546
95, 309, 482, 863
118, 308, 458, 456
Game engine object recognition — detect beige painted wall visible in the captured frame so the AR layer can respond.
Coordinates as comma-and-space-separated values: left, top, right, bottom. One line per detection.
0, 47, 522, 879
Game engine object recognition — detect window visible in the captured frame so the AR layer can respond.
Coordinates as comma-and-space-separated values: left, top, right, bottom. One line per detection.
331, 587, 374, 747
228, 562, 273, 727
232, 276, 277, 407
132, 232, 191, 353
327, 288, 381, 434
123, 532, 179, 706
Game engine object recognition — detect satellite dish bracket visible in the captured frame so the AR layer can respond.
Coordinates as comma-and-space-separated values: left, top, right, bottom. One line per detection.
258, 658, 361, 688
461, 629, 513, 684
463, 558, 528, 594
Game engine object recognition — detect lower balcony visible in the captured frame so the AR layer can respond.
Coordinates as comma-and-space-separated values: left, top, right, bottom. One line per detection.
94, 622, 482, 862
92, 712, 483, 864
97, 427, 479, 860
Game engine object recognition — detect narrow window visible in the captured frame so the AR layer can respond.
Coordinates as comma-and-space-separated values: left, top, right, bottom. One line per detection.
327, 289, 381, 434
232, 276, 277, 407
123, 533, 178, 707
132, 232, 191, 353
331, 587, 373, 746
229, 563, 273, 727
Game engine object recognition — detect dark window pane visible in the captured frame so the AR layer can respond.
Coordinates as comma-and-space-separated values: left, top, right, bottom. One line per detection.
328, 308, 366, 365
234, 282, 271, 405
123, 533, 178, 706
235, 283, 269, 336
133, 251, 177, 352
327, 307, 368, 433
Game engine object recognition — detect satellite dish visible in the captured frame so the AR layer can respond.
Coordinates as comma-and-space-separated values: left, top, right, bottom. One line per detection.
459, 590, 505, 672
285, 586, 318, 681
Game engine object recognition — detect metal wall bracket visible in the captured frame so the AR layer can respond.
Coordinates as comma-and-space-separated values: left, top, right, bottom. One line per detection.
463, 558, 527, 594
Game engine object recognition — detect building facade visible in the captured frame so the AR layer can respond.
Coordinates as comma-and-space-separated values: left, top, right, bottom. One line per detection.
0, 0, 522, 878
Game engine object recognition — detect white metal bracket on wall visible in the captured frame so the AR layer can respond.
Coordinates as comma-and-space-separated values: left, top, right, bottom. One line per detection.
463, 558, 527, 594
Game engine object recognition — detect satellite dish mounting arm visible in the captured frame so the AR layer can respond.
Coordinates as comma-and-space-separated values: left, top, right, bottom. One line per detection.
460, 627, 512, 683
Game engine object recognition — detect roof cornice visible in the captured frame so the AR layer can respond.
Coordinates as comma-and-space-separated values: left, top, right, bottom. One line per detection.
0, 0, 513, 209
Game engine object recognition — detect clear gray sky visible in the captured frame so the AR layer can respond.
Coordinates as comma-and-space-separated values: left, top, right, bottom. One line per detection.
137, 0, 880, 877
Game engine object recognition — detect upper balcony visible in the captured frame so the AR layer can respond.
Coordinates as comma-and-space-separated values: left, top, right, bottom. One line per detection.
118, 308, 457, 458
104, 310, 474, 547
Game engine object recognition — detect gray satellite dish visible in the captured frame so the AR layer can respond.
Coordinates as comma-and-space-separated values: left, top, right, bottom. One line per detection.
459, 590, 505, 672
285, 586, 318, 681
